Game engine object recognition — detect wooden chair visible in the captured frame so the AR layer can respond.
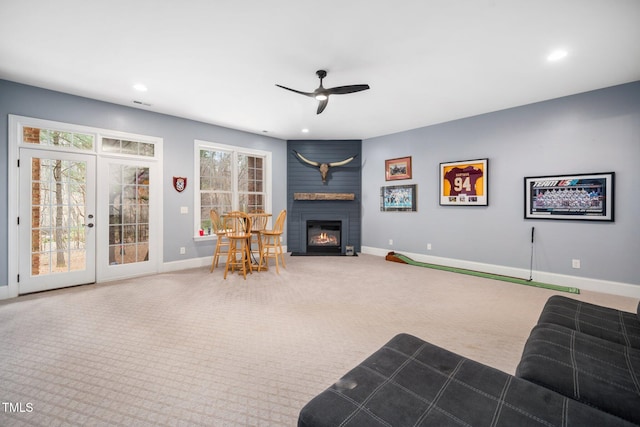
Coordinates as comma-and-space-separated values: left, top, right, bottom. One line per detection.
209, 210, 230, 272
223, 211, 253, 279
259, 209, 287, 273
249, 212, 270, 264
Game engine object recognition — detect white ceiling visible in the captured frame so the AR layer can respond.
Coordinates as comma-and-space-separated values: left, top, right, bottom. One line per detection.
1, 0, 639, 141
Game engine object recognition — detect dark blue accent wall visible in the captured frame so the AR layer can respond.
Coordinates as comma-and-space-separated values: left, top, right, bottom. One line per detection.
287, 140, 362, 253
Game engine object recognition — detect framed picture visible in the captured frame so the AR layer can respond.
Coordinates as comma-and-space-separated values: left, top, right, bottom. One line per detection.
524, 172, 615, 221
380, 184, 417, 212
439, 159, 488, 206
385, 156, 412, 181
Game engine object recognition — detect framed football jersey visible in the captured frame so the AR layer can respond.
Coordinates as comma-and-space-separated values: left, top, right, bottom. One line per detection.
440, 159, 488, 206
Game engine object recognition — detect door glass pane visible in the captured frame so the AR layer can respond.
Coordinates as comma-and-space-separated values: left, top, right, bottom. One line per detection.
30, 157, 87, 276
108, 164, 150, 265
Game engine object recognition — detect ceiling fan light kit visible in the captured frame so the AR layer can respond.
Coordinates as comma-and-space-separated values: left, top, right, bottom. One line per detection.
276, 69, 370, 114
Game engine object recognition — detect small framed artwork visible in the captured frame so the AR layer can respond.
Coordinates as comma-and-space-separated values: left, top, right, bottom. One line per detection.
380, 184, 417, 212
440, 159, 488, 206
385, 156, 412, 181
524, 172, 615, 221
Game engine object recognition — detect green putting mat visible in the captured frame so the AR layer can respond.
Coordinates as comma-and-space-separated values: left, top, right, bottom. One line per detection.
390, 252, 580, 294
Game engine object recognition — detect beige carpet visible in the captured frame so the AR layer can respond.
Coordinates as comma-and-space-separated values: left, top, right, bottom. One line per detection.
0, 254, 637, 426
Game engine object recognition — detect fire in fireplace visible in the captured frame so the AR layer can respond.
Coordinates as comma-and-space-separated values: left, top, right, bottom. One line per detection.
307, 220, 341, 254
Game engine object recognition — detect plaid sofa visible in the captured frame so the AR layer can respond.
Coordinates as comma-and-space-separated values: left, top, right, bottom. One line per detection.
516, 296, 640, 425
535, 295, 640, 349
298, 296, 640, 426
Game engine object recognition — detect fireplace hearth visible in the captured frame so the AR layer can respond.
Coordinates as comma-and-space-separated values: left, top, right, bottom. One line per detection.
307, 220, 341, 254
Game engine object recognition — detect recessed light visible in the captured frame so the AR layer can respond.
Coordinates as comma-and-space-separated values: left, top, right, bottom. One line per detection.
547, 49, 568, 62
133, 83, 148, 92
301, 128, 310, 133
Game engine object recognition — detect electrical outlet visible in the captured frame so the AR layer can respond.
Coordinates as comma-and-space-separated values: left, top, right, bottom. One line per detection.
180, 247, 186, 255
572, 259, 581, 269
389, 239, 393, 245
427, 243, 432, 250
180, 206, 188, 214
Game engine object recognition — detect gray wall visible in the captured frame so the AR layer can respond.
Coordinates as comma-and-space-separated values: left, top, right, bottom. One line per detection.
2, 79, 639, 289
362, 81, 640, 286
0, 80, 288, 286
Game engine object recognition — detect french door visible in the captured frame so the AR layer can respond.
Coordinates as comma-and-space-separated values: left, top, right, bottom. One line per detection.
10, 115, 163, 297
18, 149, 96, 293
97, 157, 157, 281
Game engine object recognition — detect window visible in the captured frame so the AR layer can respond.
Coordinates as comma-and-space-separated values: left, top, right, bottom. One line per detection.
102, 137, 155, 157
238, 154, 265, 212
195, 141, 271, 236
23, 126, 94, 150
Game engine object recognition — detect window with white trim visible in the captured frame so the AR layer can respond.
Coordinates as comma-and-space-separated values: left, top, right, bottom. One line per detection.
195, 140, 270, 236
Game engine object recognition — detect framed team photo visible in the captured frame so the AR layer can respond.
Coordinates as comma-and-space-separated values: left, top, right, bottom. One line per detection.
439, 159, 488, 206
524, 172, 615, 221
380, 184, 417, 212
385, 156, 412, 181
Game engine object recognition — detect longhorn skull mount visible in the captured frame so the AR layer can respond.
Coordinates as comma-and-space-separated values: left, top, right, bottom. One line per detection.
293, 150, 358, 183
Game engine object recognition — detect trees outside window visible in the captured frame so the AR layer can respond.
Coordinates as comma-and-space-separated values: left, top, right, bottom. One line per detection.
196, 142, 269, 235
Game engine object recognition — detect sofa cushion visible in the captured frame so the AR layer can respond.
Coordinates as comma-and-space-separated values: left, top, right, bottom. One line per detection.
516, 323, 640, 425
298, 333, 635, 427
537, 295, 640, 349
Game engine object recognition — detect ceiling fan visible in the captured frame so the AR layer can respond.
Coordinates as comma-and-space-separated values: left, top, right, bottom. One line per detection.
276, 70, 370, 114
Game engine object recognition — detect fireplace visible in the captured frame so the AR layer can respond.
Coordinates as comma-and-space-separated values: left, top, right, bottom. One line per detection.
307, 220, 342, 254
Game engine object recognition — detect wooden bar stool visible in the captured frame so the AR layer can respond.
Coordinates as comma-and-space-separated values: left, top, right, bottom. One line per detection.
223, 211, 253, 279
209, 209, 230, 272
259, 209, 287, 273
249, 211, 271, 266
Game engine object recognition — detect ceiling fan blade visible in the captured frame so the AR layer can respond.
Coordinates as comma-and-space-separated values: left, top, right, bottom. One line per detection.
275, 84, 315, 97
277, 71, 369, 114
326, 84, 370, 95
317, 98, 329, 114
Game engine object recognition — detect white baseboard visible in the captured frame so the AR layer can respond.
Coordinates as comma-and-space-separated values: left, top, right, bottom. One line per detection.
2, 245, 634, 301
161, 256, 211, 273
161, 245, 289, 274
0, 284, 19, 300
361, 246, 640, 299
